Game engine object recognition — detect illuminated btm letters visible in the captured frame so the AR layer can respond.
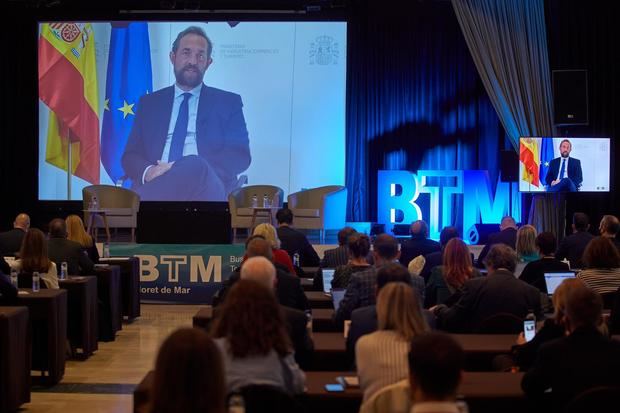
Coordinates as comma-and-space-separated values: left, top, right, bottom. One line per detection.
417, 170, 463, 241
160, 255, 187, 282
377, 170, 422, 228
190, 256, 222, 283
136, 255, 159, 282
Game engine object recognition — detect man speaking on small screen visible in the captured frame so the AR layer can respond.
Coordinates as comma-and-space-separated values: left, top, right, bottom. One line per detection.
545, 139, 582, 192
122, 26, 251, 201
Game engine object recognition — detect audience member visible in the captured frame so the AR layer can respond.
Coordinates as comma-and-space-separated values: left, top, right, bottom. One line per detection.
275, 208, 320, 267
599, 214, 620, 249
215, 236, 308, 311
519, 232, 570, 294
425, 238, 481, 308
577, 236, 620, 295
521, 283, 620, 412
356, 282, 430, 401
475, 216, 518, 268
331, 233, 372, 289
149, 328, 226, 413
211, 279, 305, 394
555, 212, 594, 269
433, 244, 542, 333
0, 213, 30, 256
419, 226, 460, 281
0, 269, 18, 304
399, 220, 440, 268
334, 234, 424, 325
66, 214, 99, 263
321, 226, 357, 268
0, 256, 10, 274
9, 228, 59, 289
239, 256, 314, 369
48, 218, 94, 276
253, 223, 296, 275
516, 225, 539, 263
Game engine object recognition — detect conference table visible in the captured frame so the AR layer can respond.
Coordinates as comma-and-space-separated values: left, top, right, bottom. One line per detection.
133, 370, 527, 413
0, 306, 30, 412
98, 257, 141, 321
59, 276, 98, 358
306, 291, 334, 309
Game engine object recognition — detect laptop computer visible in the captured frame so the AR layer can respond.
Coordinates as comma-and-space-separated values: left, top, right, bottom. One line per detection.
331, 288, 346, 312
544, 272, 576, 295
322, 268, 335, 293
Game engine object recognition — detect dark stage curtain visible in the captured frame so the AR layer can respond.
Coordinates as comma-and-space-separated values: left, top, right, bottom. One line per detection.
346, 1, 505, 223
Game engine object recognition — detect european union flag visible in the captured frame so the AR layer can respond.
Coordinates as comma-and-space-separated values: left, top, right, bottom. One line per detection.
101, 22, 152, 186
538, 137, 555, 187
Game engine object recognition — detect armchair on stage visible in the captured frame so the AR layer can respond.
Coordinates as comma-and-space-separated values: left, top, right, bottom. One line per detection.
228, 185, 284, 238
287, 185, 347, 243
82, 185, 140, 242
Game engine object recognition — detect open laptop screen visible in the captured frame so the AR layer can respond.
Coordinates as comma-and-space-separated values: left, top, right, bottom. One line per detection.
322, 268, 335, 293
544, 272, 576, 295
331, 288, 346, 312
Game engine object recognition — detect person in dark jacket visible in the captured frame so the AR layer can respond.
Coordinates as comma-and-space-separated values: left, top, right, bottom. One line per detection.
47, 218, 94, 275
555, 212, 594, 269
520, 231, 570, 294
276, 208, 320, 267
399, 220, 440, 268
0, 213, 29, 256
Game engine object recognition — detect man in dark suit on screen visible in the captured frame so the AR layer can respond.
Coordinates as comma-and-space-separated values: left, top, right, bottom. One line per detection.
545, 139, 582, 192
121, 26, 250, 201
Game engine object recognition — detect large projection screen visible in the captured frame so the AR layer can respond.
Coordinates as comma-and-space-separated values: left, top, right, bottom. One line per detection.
38, 21, 347, 201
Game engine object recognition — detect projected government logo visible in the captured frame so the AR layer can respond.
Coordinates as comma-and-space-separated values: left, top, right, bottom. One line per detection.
310, 36, 339, 65
49, 23, 82, 42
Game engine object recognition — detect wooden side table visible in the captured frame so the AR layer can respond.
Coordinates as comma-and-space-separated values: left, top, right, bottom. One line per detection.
84, 209, 111, 243
250, 207, 278, 229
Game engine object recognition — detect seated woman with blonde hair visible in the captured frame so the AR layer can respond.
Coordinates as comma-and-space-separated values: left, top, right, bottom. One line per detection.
252, 223, 296, 275
66, 214, 99, 263
356, 282, 430, 401
9, 228, 59, 289
516, 225, 539, 263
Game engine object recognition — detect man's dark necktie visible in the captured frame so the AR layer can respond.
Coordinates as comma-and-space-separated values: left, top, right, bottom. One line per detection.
169, 92, 192, 162
559, 158, 566, 180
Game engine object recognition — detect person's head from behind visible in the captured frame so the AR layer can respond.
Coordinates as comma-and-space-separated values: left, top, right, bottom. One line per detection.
65, 214, 93, 247
48, 218, 67, 239
516, 225, 538, 258
170, 26, 213, 90
211, 279, 291, 358
439, 226, 459, 249
245, 236, 273, 262
408, 333, 464, 402
535, 232, 557, 256
347, 233, 371, 261
377, 282, 429, 341
410, 220, 429, 239
253, 223, 280, 249
14, 213, 30, 231
499, 216, 517, 231
376, 262, 412, 292
552, 278, 586, 327
337, 226, 357, 246
442, 238, 473, 289
275, 208, 293, 226
240, 256, 276, 291
564, 281, 603, 333
483, 244, 517, 274
372, 233, 400, 265
150, 328, 225, 413
599, 215, 620, 237
573, 212, 590, 232
582, 236, 620, 269
19, 228, 51, 273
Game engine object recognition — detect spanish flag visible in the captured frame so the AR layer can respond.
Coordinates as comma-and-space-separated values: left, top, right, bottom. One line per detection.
39, 22, 100, 184
519, 138, 540, 187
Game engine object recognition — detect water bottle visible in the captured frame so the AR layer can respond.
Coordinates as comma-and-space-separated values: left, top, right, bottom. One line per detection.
10, 269, 18, 288
92, 196, 99, 210
32, 271, 40, 292
115, 179, 123, 187
251, 194, 258, 208
293, 252, 300, 268
262, 193, 269, 208
228, 393, 245, 413
60, 261, 68, 280
103, 243, 110, 258
305, 309, 313, 339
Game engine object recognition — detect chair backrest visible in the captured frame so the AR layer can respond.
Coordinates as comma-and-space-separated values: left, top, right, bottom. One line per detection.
287, 185, 344, 209
565, 385, 620, 413
17, 272, 48, 289
228, 385, 303, 413
82, 185, 140, 211
476, 312, 523, 334
228, 185, 284, 209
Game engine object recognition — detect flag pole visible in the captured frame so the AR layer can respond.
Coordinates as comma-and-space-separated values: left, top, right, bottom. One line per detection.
67, 135, 72, 200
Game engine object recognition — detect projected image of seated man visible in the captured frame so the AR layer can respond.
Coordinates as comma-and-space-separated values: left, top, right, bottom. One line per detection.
121, 26, 251, 201
545, 139, 582, 192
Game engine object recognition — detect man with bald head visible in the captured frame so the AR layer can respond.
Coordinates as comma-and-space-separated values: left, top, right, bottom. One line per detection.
475, 216, 518, 268
0, 213, 30, 256
48, 218, 94, 275
599, 215, 620, 250
399, 220, 440, 268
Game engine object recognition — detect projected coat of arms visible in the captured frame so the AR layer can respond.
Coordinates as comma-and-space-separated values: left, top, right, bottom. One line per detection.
310, 35, 339, 65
